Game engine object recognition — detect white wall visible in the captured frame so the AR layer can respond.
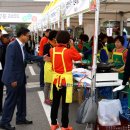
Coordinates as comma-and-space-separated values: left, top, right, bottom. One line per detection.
83, 20, 95, 39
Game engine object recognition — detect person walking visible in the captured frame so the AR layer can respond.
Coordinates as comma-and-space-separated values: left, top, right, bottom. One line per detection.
0, 27, 43, 130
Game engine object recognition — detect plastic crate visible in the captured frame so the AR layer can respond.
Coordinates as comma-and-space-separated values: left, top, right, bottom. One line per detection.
96, 119, 130, 130
120, 98, 130, 121
98, 87, 113, 99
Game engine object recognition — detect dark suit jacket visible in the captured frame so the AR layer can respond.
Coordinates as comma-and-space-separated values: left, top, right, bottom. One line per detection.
2, 39, 43, 86
122, 47, 130, 85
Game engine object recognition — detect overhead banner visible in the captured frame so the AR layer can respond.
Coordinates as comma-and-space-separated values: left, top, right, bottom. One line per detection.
65, 0, 91, 17
79, 13, 83, 25
59, 0, 96, 18
42, 14, 49, 28
0, 12, 41, 23
49, 6, 60, 24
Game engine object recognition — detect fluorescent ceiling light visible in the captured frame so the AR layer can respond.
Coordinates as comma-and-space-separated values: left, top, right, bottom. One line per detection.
33, 0, 53, 1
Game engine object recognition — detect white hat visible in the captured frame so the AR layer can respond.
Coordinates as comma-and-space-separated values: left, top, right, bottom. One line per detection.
2, 30, 8, 35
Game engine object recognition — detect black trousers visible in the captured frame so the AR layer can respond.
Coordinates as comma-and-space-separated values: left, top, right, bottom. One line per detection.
39, 61, 44, 88
0, 71, 4, 113
51, 85, 69, 128
1, 83, 26, 125
0, 71, 4, 112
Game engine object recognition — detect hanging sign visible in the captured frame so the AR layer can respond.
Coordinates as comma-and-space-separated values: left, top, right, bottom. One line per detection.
49, 7, 60, 24
67, 17, 70, 27
61, 19, 65, 30
42, 14, 49, 28
0, 12, 41, 23
58, 20, 60, 28
51, 24, 53, 29
65, 0, 90, 17
79, 13, 83, 25
54, 23, 56, 29
107, 28, 113, 36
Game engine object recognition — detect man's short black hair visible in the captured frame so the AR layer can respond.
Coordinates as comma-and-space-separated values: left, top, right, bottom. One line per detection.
56, 31, 70, 44
99, 33, 107, 41
17, 27, 30, 37
2, 34, 9, 38
114, 35, 124, 45
82, 34, 89, 42
79, 34, 89, 42
48, 30, 58, 40
45, 29, 51, 32
79, 34, 84, 40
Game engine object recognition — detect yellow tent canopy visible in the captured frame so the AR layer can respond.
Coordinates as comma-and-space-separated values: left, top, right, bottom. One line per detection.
0, 25, 5, 30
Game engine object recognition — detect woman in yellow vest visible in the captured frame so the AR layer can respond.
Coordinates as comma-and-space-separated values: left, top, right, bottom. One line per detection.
50, 31, 83, 130
97, 34, 109, 63
43, 30, 57, 105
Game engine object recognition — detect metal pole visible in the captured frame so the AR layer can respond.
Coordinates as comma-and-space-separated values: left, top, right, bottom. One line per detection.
85, 2, 100, 129
37, 30, 39, 44
120, 12, 124, 36
61, 19, 65, 30
91, 0, 100, 94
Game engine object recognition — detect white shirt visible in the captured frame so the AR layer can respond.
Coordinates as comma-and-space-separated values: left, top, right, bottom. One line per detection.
16, 38, 25, 61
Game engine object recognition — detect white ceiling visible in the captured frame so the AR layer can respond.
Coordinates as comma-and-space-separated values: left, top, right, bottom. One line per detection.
0, 0, 51, 13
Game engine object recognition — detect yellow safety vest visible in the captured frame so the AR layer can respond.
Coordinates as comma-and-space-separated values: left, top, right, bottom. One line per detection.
50, 47, 73, 103
44, 61, 52, 83
97, 45, 109, 62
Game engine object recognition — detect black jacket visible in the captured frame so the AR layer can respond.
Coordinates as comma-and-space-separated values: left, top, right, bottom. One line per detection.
0, 41, 7, 71
122, 48, 130, 85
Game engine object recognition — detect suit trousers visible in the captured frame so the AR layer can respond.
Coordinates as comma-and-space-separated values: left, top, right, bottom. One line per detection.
51, 85, 69, 128
0, 71, 4, 112
1, 83, 26, 125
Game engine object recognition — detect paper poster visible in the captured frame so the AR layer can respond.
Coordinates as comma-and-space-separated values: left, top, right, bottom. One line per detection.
79, 13, 83, 25
67, 17, 70, 27
0, 62, 2, 70
107, 28, 113, 36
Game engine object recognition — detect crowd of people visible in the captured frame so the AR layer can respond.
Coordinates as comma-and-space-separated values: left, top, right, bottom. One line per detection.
0, 27, 130, 130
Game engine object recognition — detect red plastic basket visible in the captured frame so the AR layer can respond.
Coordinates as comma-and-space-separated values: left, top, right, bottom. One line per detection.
96, 119, 130, 130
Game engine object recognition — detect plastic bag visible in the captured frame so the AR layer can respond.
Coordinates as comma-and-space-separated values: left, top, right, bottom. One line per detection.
98, 99, 123, 126
76, 96, 97, 124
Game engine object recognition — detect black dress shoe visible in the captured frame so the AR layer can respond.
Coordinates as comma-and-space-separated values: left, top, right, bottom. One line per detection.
0, 111, 2, 116
0, 124, 15, 130
16, 119, 33, 125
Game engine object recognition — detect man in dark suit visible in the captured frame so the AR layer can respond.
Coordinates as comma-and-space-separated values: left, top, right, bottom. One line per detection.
0, 33, 10, 116
0, 27, 43, 130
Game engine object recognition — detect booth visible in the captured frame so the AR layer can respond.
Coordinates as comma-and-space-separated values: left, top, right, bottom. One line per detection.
30, 0, 130, 129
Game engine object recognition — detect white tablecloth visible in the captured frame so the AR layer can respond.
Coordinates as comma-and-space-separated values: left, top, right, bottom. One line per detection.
74, 77, 122, 88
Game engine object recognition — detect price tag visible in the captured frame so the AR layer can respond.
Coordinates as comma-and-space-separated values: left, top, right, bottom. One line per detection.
0, 62, 2, 70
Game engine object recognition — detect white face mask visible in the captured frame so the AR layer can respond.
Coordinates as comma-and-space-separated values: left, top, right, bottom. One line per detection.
105, 42, 107, 45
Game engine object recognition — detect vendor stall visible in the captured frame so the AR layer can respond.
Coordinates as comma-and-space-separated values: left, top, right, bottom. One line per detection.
31, 0, 130, 129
